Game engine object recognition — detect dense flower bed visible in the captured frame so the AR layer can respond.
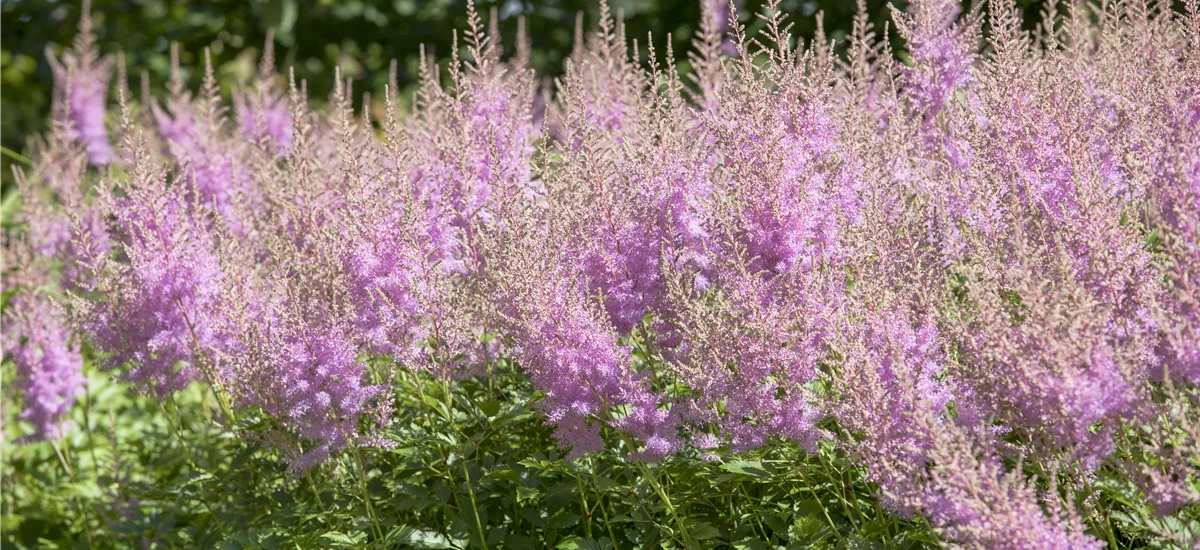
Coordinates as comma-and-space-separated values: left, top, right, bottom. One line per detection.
4, 0, 1198, 547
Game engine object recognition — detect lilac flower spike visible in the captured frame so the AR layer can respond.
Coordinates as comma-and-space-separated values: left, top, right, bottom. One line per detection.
45, 0, 114, 166
5, 295, 86, 442
2, 242, 86, 443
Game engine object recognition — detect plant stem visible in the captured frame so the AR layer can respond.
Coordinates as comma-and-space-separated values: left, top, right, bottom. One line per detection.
52, 440, 74, 477
461, 458, 489, 550
631, 454, 691, 546
349, 443, 384, 541
575, 465, 594, 539
305, 469, 327, 513
158, 394, 227, 537
591, 459, 620, 545
0, 145, 32, 164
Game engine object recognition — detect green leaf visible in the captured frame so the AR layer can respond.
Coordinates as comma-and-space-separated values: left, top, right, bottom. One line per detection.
689, 521, 722, 540
734, 539, 773, 550
390, 526, 458, 549
478, 399, 501, 418
556, 535, 602, 550
320, 531, 366, 546
173, 471, 216, 489
722, 460, 775, 479
545, 511, 582, 530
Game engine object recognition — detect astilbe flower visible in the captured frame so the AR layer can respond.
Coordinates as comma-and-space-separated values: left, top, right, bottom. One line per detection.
235, 34, 294, 154
949, 206, 1156, 470
658, 2, 863, 452
78, 113, 231, 395
339, 85, 475, 375
2, 240, 86, 442
911, 415, 1104, 549
488, 218, 678, 459
18, 114, 112, 292
247, 68, 351, 249
830, 308, 950, 511
1139, 18, 1200, 385
220, 185, 396, 470
890, 0, 983, 252
227, 291, 392, 471
342, 7, 538, 377
557, 2, 640, 145
553, 6, 716, 337
45, 0, 113, 166
504, 4, 747, 457
891, 0, 977, 119
487, 49, 687, 452
210, 60, 400, 469
408, 5, 537, 267
13, 0, 1200, 537
151, 47, 256, 233
829, 307, 1103, 549
920, 0, 1164, 471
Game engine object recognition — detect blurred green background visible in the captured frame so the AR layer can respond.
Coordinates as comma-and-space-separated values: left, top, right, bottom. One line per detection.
3, 0, 1056, 185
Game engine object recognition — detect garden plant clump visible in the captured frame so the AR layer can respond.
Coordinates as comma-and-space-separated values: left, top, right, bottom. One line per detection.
2, 0, 1199, 547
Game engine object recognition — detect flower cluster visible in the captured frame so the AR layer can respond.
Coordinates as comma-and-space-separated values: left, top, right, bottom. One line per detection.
6, 0, 1199, 546
2, 242, 84, 442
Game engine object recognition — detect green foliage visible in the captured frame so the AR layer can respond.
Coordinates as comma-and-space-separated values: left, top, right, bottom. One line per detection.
3, 352, 944, 549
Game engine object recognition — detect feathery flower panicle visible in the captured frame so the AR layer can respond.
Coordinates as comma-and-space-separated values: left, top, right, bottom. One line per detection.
17, 120, 112, 292
343, 4, 540, 377
910, 415, 1104, 550
547, 0, 644, 148
229, 303, 392, 471
659, 0, 863, 452
11, 0, 1200, 539
152, 47, 257, 233
4, 293, 86, 442
915, 0, 1166, 471
214, 66, 397, 469
557, 13, 717, 337
831, 309, 953, 511
339, 84, 477, 376
489, 228, 678, 459
341, 192, 459, 371
223, 206, 394, 470
892, 0, 977, 119
2, 240, 86, 442
1145, 52, 1200, 385
830, 310, 1103, 549
78, 104, 232, 395
408, 4, 537, 270
235, 34, 294, 154
45, 0, 114, 166
946, 183, 1157, 469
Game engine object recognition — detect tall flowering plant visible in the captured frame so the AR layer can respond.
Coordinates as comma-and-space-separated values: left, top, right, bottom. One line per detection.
4, 1, 1198, 546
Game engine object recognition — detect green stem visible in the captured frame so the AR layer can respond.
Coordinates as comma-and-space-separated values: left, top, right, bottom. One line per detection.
305, 469, 327, 513
586, 378, 691, 547
461, 458, 489, 550
591, 459, 620, 545
52, 440, 73, 478
808, 483, 843, 541
84, 383, 100, 474
349, 443, 384, 541
818, 451, 856, 531
631, 455, 691, 546
159, 394, 227, 537
575, 466, 594, 539
0, 145, 32, 165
